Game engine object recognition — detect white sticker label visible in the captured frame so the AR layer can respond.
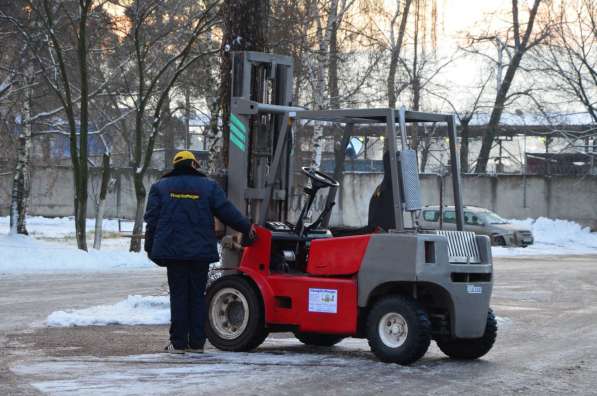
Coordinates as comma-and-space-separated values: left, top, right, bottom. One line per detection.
466, 285, 483, 294
308, 288, 338, 313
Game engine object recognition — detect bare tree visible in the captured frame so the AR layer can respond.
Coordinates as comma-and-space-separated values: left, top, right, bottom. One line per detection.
217, 0, 270, 174
115, 0, 219, 252
2, 58, 35, 235
385, 0, 413, 109
92, 152, 113, 249
536, 0, 597, 123
1, 1, 110, 249
306, 0, 355, 168
429, 71, 494, 172
270, 0, 315, 107
471, 0, 550, 173
0, 3, 38, 235
9, 64, 34, 235
402, 0, 453, 161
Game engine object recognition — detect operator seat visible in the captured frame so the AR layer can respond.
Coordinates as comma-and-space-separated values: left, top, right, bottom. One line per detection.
368, 151, 398, 231
330, 151, 400, 236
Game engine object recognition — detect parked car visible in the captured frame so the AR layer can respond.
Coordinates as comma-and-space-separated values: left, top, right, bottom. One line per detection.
419, 205, 534, 247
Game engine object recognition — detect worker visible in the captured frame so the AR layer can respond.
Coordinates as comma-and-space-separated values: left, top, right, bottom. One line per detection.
144, 150, 255, 354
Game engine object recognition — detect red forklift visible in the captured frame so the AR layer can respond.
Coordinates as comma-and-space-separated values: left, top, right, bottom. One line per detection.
206, 52, 496, 365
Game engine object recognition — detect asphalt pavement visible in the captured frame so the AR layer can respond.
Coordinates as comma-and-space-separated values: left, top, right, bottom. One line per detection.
1, 255, 596, 395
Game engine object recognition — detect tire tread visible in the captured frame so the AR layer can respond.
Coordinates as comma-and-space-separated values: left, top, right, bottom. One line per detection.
366, 295, 431, 365
436, 309, 497, 359
205, 275, 267, 352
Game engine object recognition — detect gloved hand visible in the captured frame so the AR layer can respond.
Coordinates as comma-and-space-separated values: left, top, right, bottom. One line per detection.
241, 225, 257, 247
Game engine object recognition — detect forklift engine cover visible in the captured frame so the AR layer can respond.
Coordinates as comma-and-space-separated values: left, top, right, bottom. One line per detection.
306, 235, 371, 275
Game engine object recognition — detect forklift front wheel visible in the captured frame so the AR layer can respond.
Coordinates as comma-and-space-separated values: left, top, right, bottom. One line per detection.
206, 276, 267, 351
366, 296, 431, 365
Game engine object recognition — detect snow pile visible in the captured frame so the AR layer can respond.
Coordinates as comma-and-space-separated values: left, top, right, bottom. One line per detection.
511, 217, 597, 248
47, 295, 170, 327
0, 216, 131, 239
0, 234, 153, 273
0, 215, 152, 273
493, 217, 597, 256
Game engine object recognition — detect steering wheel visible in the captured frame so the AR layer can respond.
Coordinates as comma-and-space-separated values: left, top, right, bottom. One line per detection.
301, 167, 340, 188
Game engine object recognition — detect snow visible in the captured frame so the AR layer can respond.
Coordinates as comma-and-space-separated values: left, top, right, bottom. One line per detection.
1, 215, 595, 275
47, 294, 511, 330
0, 234, 154, 273
0, 215, 130, 238
47, 295, 169, 327
492, 217, 597, 257
0, 216, 152, 274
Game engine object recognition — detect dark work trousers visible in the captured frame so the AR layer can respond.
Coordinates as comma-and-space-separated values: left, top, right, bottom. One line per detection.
166, 261, 210, 349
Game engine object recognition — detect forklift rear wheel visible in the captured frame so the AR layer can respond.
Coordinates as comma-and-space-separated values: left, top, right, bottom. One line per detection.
206, 276, 267, 351
436, 309, 497, 360
366, 295, 431, 365
294, 332, 345, 347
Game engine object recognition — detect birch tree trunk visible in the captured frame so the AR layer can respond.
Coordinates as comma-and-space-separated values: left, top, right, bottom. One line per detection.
9, 134, 31, 235
207, 96, 221, 175
93, 153, 111, 250
311, 0, 340, 169
9, 67, 33, 236
129, 170, 146, 252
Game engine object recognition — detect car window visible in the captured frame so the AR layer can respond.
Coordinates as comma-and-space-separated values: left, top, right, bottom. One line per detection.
484, 211, 509, 224
422, 210, 438, 222
464, 211, 481, 225
443, 211, 455, 223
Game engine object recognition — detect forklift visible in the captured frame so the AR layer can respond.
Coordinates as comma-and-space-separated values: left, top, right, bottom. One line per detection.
206, 51, 496, 365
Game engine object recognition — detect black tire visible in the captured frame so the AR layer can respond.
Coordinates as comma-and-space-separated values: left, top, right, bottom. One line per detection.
205, 275, 268, 351
366, 295, 431, 365
294, 332, 345, 347
492, 235, 507, 246
436, 309, 497, 360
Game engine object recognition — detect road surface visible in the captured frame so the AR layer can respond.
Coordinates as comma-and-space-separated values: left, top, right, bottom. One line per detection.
1, 255, 596, 395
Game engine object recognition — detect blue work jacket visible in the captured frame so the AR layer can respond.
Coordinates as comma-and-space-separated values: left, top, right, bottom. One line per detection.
144, 166, 250, 264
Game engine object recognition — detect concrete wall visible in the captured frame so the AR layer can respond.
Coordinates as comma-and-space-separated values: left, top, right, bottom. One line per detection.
1, 167, 596, 230
304, 173, 597, 230
0, 166, 163, 219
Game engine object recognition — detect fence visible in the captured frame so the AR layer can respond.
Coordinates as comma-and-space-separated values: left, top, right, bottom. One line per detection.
1, 167, 596, 230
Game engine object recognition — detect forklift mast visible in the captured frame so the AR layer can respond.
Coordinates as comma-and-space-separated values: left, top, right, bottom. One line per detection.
226, 51, 296, 226
225, 51, 465, 232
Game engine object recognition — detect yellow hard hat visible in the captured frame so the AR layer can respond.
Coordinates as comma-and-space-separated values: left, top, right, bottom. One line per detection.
172, 150, 197, 165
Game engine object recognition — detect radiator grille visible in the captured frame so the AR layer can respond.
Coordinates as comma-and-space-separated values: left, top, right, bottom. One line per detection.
435, 230, 481, 263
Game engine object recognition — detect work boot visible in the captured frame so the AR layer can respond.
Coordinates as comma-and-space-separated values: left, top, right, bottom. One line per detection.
164, 343, 185, 354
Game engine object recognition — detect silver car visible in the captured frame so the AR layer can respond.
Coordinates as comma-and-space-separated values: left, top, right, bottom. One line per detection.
419, 205, 534, 247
